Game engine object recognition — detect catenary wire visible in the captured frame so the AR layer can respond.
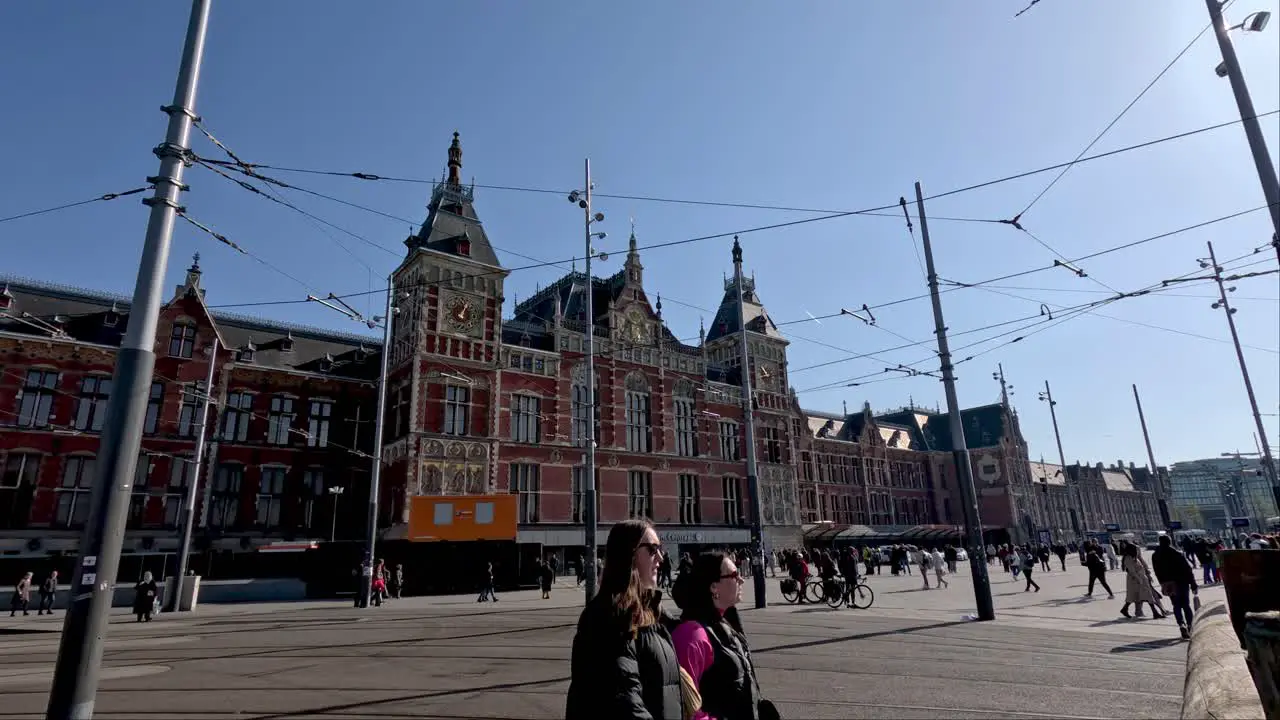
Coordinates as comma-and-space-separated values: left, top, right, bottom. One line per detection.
0, 187, 150, 225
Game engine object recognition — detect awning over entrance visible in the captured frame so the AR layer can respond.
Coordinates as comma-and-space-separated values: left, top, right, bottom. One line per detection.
828, 524, 975, 545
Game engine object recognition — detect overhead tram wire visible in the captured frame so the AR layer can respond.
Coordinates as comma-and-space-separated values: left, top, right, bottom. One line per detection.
176, 211, 324, 296
0, 187, 150, 225
199, 108, 1277, 225
185, 110, 1280, 314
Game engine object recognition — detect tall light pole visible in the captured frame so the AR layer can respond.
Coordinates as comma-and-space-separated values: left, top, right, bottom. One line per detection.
328, 486, 345, 542
359, 276, 394, 608
1206, 240, 1280, 512
47, 2, 211, 717
1038, 381, 1084, 541
914, 184, 994, 622
1132, 384, 1172, 530
168, 336, 219, 612
568, 163, 605, 603
731, 236, 767, 609
1204, 1, 1280, 259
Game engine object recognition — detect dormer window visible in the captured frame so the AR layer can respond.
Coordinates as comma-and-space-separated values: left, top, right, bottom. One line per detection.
318, 353, 333, 372
280, 333, 294, 352
238, 343, 256, 363
0, 286, 13, 310
102, 310, 119, 328
458, 237, 471, 256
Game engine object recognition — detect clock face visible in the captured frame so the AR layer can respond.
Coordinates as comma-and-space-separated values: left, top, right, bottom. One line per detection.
445, 295, 478, 334
626, 310, 647, 344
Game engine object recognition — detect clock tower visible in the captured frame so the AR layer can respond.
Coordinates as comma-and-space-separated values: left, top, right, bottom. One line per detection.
384, 132, 508, 521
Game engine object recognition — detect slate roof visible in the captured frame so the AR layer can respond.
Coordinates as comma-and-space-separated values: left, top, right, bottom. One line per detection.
706, 276, 784, 343
1028, 460, 1067, 486
403, 134, 501, 268
0, 274, 379, 380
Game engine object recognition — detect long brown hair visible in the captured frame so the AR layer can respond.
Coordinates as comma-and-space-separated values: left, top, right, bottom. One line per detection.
598, 518, 657, 635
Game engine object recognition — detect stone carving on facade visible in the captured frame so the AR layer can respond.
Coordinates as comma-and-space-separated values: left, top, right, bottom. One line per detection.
424, 439, 444, 457
468, 444, 486, 460
659, 459, 670, 471
422, 465, 442, 495
608, 454, 619, 467
551, 449, 563, 463
447, 470, 466, 495
447, 442, 465, 459
466, 468, 484, 494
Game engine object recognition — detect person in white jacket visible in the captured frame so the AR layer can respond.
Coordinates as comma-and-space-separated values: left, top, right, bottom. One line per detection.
1104, 543, 1119, 571
930, 548, 949, 588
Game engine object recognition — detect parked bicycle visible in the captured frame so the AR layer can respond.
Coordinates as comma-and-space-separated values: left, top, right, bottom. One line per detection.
822, 576, 875, 609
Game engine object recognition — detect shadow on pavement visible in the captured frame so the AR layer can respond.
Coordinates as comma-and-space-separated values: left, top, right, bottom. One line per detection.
1110, 637, 1184, 653
245, 675, 571, 719
754, 619, 972, 654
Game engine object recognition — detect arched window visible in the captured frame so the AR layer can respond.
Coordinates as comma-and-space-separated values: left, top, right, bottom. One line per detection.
570, 364, 599, 448
673, 379, 696, 457
624, 372, 651, 453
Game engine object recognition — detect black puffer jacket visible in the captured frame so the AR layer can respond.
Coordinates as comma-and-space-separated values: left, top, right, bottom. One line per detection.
566, 591, 682, 720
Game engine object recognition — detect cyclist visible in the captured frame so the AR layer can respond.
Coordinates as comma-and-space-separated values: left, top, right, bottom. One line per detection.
837, 548, 861, 608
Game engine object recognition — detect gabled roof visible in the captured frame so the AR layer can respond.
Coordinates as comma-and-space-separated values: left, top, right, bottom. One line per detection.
0, 274, 379, 379
706, 275, 784, 343
403, 133, 502, 268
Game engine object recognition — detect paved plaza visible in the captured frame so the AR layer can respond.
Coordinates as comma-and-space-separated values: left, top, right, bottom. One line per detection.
0, 563, 1209, 719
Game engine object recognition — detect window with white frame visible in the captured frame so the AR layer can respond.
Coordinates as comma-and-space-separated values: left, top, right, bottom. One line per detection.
678, 474, 701, 525
221, 392, 252, 442
625, 374, 651, 453
266, 396, 296, 446
722, 476, 742, 526
56, 456, 96, 528
128, 454, 153, 528
302, 468, 325, 531
177, 382, 205, 438
571, 465, 589, 524
209, 464, 242, 528
256, 467, 286, 528
763, 425, 782, 464
510, 463, 540, 523
511, 394, 540, 444
168, 323, 196, 358
674, 380, 696, 457
144, 382, 164, 434
73, 375, 112, 432
1, 453, 40, 530
719, 421, 740, 461
17, 369, 58, 428
628, 470, 652, 519
443, 385, 469, 436
307, 400, 332, 448
570, 374, 598, 447
164, 456, 193, 529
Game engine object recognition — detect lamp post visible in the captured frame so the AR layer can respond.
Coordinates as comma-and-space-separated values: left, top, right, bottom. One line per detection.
568, 166, 605, 603
328, 486, 345, 542
1205, 2, 1280, 258
1039, 381, 1085, 542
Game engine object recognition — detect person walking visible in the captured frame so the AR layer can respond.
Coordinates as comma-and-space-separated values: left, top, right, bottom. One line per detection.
133, 572, 158, 622
476, 562, 497, 602
670, 551, 780, 720
37, 570, 57, 615
1119, 543, 1165, 619
9, 572, 32, 617
1083, 546, 1114, 599
1151, 536, 1198, 639
930, 547, 949, 589
566, 519, 682, 720
1020, 548, 1040, 592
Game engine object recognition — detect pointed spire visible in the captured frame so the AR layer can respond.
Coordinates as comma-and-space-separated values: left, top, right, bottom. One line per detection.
842, 400, 848, 416
731, 235, 743, 265
625, 218, 643, 285
446, 131, 463, 187
655, 293, 662, 319
699, 316, 706, 344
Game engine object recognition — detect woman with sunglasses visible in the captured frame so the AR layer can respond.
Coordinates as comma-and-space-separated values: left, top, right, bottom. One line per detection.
566, 518, 683, 720
671, 551, 778, 720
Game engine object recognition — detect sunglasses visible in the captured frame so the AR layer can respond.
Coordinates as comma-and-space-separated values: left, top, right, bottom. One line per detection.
720, 570, 742, 582
637, 542, 662, 558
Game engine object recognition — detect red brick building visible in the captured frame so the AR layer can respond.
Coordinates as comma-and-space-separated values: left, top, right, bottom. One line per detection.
3, 134, 1127, 580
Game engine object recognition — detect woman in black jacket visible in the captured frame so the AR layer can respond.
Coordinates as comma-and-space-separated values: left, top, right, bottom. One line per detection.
566, 518, 682, 720
670, 551, 777, 720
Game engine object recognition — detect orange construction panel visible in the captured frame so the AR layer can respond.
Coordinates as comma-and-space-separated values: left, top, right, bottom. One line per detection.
408, 494, 518, 542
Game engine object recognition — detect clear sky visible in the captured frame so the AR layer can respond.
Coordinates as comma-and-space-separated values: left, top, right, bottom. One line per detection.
2, 1, 1277, 466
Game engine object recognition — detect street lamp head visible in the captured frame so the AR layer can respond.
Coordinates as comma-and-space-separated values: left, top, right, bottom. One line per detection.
568, 190, 580, 204
1241, 11, 1271, 32
593, 212, 605, 223
1215, 61, 1230, 78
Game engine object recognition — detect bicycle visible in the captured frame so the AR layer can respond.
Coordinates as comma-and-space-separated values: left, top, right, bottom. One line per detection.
823, 576, 875, 609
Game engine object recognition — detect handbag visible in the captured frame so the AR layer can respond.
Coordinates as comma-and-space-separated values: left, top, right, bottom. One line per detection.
678, 667, 701, 720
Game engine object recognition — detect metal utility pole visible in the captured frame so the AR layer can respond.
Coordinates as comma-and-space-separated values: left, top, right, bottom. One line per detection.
1039, 381, 1085, 541
580, 159, 600, 603
359, 275, 395, 609
731, 236, 768, 609
46, 2, 211, 717
1131, 384, 1172, 530
913, 183, 994, 621
1206, 241, 1280, 511
1205, 0, 1280, 256
329, 486, 344, 542
168, 337, 218, 612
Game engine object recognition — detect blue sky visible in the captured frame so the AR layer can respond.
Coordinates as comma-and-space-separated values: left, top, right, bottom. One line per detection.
2, 1, 1277, 466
